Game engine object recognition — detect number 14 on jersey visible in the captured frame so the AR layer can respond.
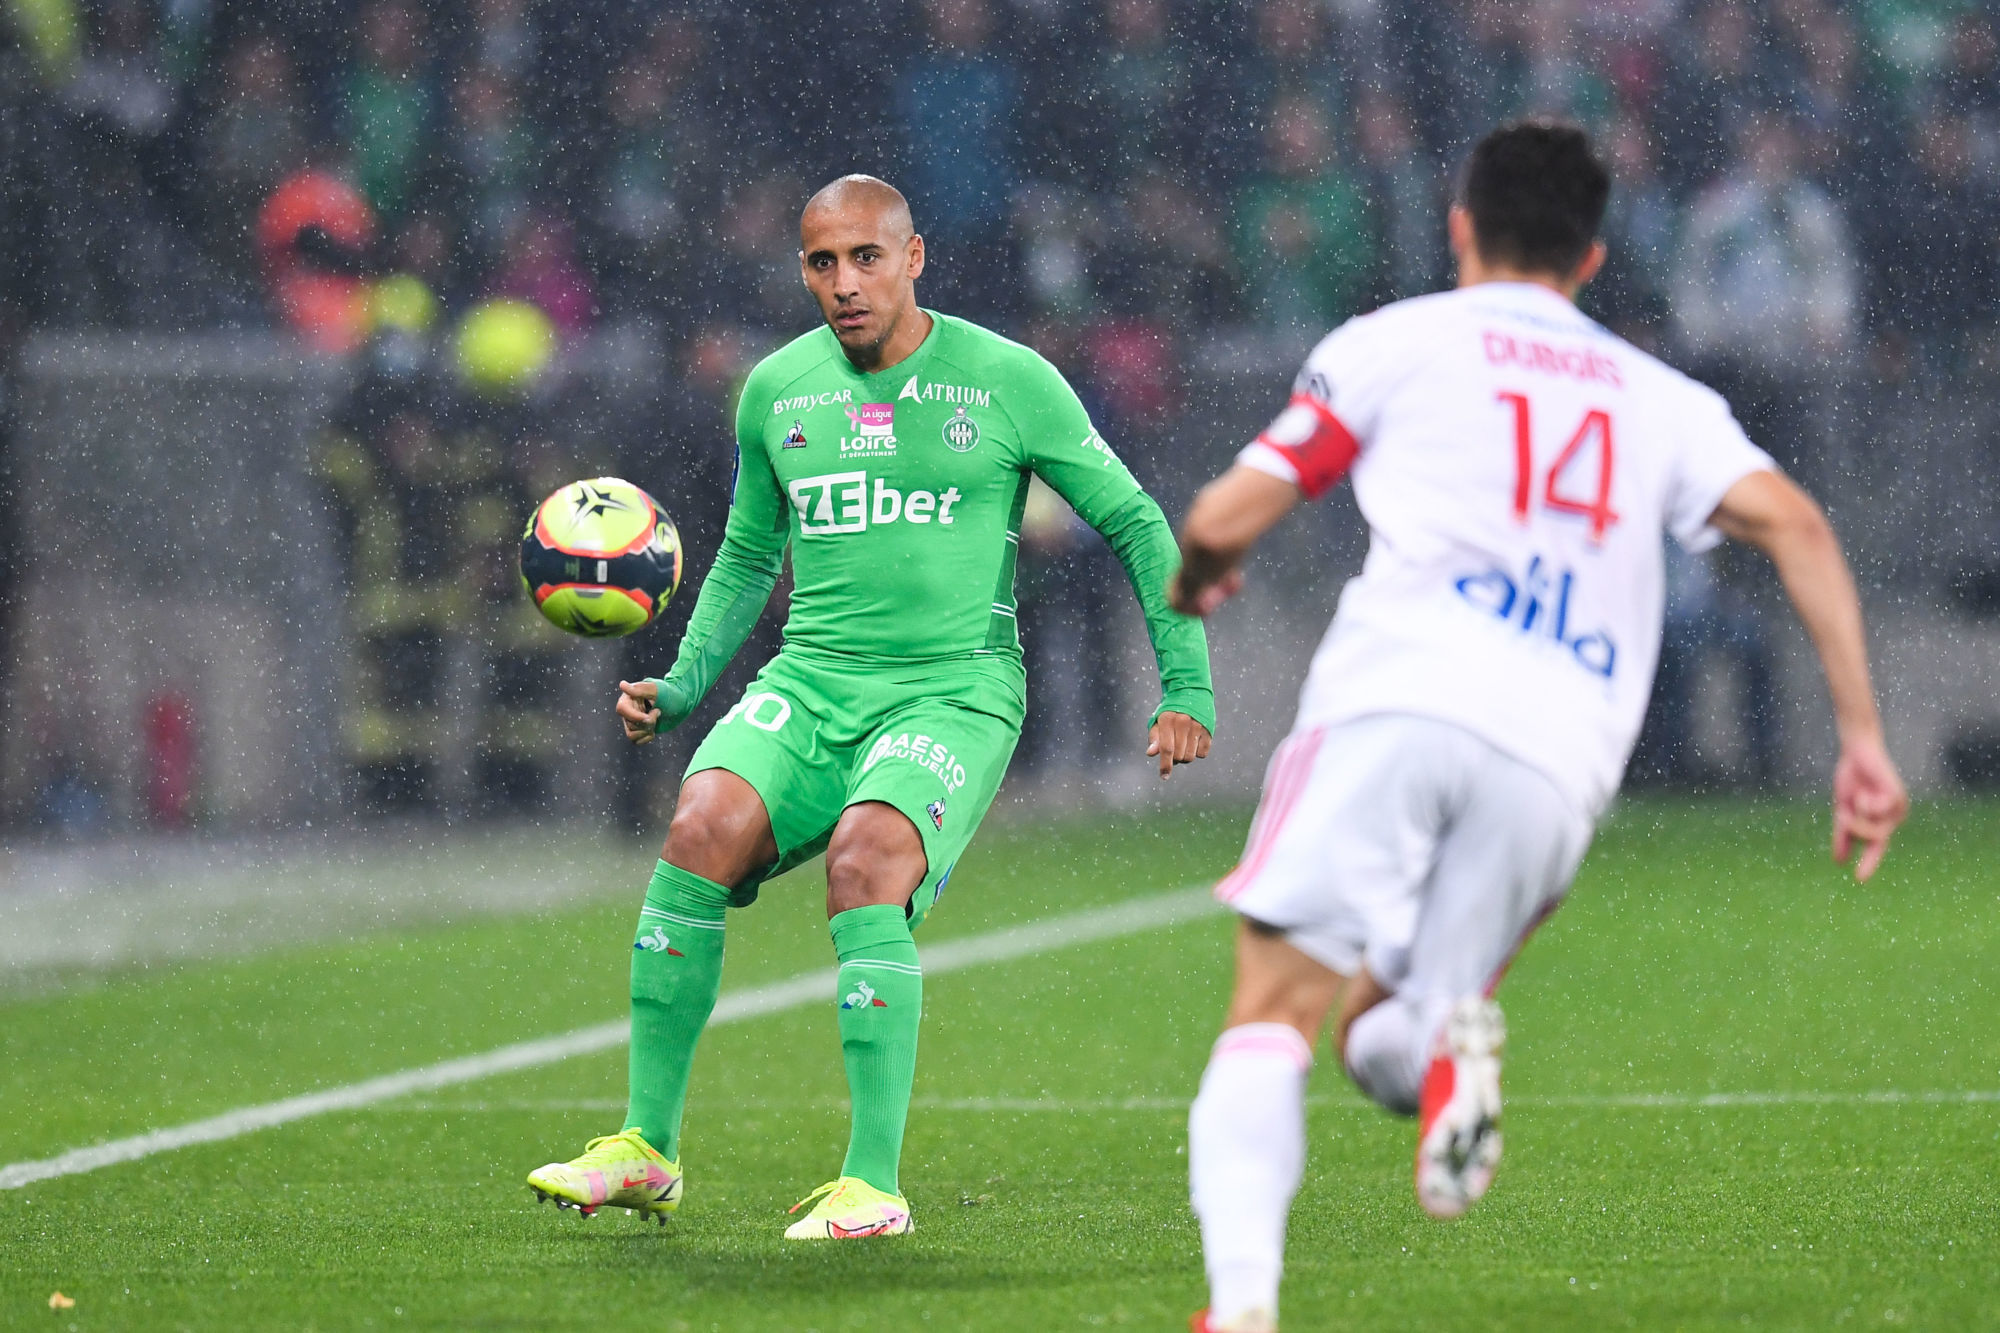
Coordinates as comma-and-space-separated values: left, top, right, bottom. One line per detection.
1497, 392, 1620, 541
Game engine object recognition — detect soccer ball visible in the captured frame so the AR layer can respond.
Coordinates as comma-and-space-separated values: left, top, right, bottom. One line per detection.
520, 478, 682, 637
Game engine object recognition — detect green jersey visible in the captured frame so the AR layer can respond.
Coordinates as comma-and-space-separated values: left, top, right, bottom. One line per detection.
652, 311, 1213, 732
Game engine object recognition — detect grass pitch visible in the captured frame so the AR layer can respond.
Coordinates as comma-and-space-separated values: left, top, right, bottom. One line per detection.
2, 799, 1997, 1330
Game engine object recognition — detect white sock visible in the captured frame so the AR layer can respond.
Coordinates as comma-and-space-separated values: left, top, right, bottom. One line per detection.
1189, 1023, 1313, 1326
1343, 995, 1449, 1116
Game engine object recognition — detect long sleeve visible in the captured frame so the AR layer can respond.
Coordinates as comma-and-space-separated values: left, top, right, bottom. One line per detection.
1012, 357, 1215, 734
648, 387, 789, 731
1081, 487, 1218, 733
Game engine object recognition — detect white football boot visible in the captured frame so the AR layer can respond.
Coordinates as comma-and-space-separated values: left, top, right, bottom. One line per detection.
1414, 996, 1506, 1219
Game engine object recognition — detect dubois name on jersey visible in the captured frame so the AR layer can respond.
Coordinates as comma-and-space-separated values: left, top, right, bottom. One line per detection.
1239, 282, 1774, 816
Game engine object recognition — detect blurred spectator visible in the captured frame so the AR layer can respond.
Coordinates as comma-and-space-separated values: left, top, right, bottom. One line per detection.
1870, 111, 2000, 368
1857, 0, 1968, 96
201, 35, 310, 266
1437, 0, 1528, 153
1590, 116, 1677, 343
1631, 543, 1779, 788
443, 68, 537, 262
465, 0, 537, 82
1249, 0, 1348, 116
896, 0, 1020, 320
385, 210, 468, 312
1512, 4, 1613, 131
1939, 11, 2000, 164
1081, 315, 1179, 435
342, 0, 434, 219
1657, 0, 1773, 193
595, 19, 715, 319
1353, 88, 1443, 302
1233, 94, 1376, 338
1672, 116, 1857, 468
710, 175, 810, 332
255, 165, 376, 352
1070, 0, 1192, 191
62, 0, 172, 142
1784, 10, 1895, 192
1015, 184, 1098, 317
1096, 168, 1238, 320
490, 211, 596, 338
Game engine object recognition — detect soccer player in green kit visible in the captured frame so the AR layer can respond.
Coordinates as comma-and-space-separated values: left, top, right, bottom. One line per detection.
527, 176, 1216, 1238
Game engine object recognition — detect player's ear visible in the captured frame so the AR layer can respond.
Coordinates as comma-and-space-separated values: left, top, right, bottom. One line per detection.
906, 233, 925, 281
799, 250, 810, 287
1446, 205, 1476, 268
1573, 239, 1608, 289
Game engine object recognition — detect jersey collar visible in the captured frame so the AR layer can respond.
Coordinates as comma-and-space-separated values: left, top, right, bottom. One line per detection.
830, 307, 943, 385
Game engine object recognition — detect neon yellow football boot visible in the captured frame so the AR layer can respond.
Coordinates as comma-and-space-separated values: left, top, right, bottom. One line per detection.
526, 1130, 681, 1224
782, 1175, 914, 1239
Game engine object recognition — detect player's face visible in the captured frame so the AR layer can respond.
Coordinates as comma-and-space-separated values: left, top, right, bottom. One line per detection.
800, 205, 925, 365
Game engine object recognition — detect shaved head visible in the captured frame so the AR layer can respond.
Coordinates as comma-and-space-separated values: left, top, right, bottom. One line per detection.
799, 175, 930, 371
801, 174, 915, 243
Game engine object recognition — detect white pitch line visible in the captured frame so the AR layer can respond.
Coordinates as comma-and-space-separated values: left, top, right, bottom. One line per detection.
0, 886, 1221, 1192
373, 1089, 2000, 1116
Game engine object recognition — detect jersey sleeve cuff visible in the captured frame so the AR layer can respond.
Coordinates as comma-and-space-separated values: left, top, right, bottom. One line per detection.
1673, 458, 1778, 553
1151, 689, 1216, 735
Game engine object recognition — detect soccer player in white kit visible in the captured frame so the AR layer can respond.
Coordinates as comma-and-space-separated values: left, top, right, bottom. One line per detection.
1168, 122, 1910, 1333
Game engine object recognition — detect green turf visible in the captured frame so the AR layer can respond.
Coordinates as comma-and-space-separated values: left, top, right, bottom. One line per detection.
2, 800, 1996, 1330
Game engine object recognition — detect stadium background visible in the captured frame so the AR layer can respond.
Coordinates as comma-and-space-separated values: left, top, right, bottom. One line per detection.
2, 0, 1998, 837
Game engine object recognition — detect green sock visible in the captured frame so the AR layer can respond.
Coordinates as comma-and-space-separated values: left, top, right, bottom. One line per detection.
624, 860, 730, 1160
830, 904, 924, 1196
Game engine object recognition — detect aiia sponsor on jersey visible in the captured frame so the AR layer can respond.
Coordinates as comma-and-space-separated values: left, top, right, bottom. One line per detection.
788, 470, 963, 533
1454, 553, 1617, 678
862, 730, 969, 793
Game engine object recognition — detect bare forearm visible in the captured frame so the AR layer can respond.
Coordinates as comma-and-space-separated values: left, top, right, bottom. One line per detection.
1171, 466, 1300, 606
1764, 512, 1881, 742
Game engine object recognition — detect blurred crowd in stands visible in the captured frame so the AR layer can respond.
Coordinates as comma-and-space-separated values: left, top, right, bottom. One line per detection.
7, 0, 2000, 817
7, 0, 2000, 373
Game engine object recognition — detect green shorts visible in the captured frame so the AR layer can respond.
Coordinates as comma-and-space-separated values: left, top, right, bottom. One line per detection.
685, 647, 1025, 927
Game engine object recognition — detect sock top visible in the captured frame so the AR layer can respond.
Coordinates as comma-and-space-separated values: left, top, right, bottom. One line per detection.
1212, 1023, 1314, 1073
829, 902, 917, 960
650, 859, 733, 919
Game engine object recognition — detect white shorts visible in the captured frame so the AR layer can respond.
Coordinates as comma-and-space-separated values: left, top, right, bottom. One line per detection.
1216, 713, 1594, 998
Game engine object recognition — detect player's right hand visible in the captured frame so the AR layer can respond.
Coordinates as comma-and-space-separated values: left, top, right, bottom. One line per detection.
616, 679, 662, 745
1169, 567, 1245, 618
1831, 732, 1908, 882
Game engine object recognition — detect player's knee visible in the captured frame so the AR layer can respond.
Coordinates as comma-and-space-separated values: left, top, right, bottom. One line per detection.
825, 806, 926, 915
662, 785, 764, 886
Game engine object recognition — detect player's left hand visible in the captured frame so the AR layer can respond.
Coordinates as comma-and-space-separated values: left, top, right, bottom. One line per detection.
1147, 711, 1212, 779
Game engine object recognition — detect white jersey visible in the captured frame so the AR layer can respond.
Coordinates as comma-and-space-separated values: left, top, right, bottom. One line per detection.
1239, 282, 1774, 817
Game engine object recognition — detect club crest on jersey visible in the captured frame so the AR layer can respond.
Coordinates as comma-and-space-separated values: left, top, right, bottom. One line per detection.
841, 978, 889, 1009
783, 420, 808, 449
942, 408, 981, 453
841, 403, 897, 458
634, 926, 684, 957
927, 798, 946, 830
